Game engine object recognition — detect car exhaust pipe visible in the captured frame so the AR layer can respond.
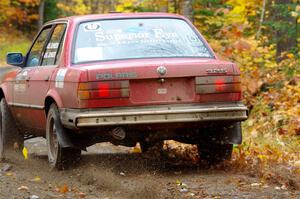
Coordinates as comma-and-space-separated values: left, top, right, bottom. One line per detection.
109, 127, 126, 140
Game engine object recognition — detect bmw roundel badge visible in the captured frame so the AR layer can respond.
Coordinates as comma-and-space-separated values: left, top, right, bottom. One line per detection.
157, 66, 167, 76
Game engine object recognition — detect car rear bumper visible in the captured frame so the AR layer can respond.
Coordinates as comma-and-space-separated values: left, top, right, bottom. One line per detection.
60, 102, 248, 128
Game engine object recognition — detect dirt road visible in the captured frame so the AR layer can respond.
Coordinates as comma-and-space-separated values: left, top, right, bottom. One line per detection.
0, 138, 299, 199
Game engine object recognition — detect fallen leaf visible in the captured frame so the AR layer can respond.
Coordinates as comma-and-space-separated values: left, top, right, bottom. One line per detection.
57, 184, 68, 193
18, 185, 29, 191
22, 147, 28, 160
132, 146, 141, 153
78, 192, 86, 198
30, 176, 41, 182
5, 172, 13, 176
294, 161, 300, 169
251, 183, 262, 187
188, 193, 195, 196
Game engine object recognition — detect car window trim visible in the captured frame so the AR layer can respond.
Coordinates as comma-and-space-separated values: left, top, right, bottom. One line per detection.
24, 21, 68, 68
54, 24, 67, 65
39, 26, 56, 66
71, 17, 216, 66
41, 23, 67, 66
24, 25, 53, 68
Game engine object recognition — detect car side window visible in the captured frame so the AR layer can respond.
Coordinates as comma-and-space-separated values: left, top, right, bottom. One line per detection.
26, 27, 52, 67
42, 24, 66, 66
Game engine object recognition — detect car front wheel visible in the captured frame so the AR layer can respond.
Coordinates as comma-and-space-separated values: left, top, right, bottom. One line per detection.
0, 98, 23, 161
46, 104, 81, 170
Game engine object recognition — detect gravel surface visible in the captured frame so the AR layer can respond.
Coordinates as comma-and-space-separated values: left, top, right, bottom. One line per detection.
0, 137, 299, 199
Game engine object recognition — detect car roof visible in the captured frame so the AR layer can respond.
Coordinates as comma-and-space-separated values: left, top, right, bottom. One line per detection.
46, 12, 186, 24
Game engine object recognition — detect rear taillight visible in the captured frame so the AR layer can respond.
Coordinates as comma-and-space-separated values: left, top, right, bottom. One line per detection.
78, 80, 129, 100
195, 75, 241, 97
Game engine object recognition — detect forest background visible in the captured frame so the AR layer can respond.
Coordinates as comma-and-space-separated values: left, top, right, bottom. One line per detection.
0, 0, 299, 184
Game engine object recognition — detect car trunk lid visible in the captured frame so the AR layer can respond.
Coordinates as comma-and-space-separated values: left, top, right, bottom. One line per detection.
77, 58, 240, 107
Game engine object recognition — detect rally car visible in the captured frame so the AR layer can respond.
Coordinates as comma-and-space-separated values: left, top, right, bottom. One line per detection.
0, 13, 248, 169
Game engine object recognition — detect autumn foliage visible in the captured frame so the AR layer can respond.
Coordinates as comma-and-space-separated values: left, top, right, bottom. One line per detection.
0, 0, 299, 177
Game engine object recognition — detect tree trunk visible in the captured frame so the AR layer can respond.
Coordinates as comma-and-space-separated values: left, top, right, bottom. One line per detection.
159, 0, 168, 12
182, 0, 193, 21
38, 0, 45, 29
256, 0, 267, 38
274, 0, 297, 59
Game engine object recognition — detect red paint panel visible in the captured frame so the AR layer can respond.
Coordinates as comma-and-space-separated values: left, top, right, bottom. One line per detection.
130, 78, 195, 104
196, 93, 242, 103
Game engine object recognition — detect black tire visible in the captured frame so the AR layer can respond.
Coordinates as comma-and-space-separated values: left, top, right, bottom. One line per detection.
0, 98, 24, 161
197, 143, 233, 165
140, 141, 164, 153
46, 104, 81, 170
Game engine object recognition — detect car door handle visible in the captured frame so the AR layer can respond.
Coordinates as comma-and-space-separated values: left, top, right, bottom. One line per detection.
25, 77, 30, 81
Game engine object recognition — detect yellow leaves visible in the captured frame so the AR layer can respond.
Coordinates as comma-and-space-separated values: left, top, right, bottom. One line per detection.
286, 53, 294, 59
226, 0, 261, 23
22, 147, 28, 160
0, 0, 10, 7
5, 172, 13, 176
56, 3, 71, 13
131, 145, 141, 153
73, 0, 90, 15
30, 176, 41, 182
57, 0, 89, 15
19, 0, 39, 6
27, 14, 39, 22
116, 0, 138, 12
250, 129, 258, 138
294, 161, 300, 170
291, 11, 298, 18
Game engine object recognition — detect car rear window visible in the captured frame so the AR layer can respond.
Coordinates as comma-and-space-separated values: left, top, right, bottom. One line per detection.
73, 18, 213, 63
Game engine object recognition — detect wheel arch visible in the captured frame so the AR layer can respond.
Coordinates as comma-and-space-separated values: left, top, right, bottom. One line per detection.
0, 88, 4, 100
44, 89, 64, 116
0, 84, 10, 101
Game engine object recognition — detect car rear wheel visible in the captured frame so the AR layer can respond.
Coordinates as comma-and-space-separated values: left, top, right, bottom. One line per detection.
46, 104, 81, 170
0, 98, 24, 161
197, 143, 233, 165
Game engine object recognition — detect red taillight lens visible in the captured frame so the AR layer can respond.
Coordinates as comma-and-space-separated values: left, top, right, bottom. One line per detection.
98, 83, 110, 97
195, 76, 241, 100
215, 78, 225, 92
78, 80, 129, 100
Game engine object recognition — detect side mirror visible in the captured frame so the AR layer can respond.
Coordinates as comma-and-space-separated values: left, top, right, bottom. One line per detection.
6, 53, 24, 67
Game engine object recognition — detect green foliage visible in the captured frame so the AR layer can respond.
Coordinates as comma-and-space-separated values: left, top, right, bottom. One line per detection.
0, 0, 299, 171
44, 0, 60, 22
263, 2, 299, 54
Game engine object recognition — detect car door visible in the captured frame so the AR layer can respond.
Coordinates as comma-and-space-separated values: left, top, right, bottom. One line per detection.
26, 23, 67, 132
12, 26, 53, 131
